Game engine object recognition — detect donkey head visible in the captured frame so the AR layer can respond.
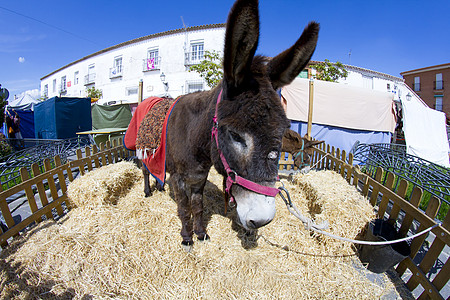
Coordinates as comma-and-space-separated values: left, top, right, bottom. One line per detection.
213, 0, 319, 230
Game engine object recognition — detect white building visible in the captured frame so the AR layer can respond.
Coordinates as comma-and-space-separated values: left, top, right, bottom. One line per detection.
41, 22, 411, 105
40, 24, 226, 105
305, 61, 408, 102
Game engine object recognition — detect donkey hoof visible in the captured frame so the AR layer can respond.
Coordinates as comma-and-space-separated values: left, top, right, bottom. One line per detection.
144, 192, 152, 198
181, 240, 194, 252
197, 233, 210, 242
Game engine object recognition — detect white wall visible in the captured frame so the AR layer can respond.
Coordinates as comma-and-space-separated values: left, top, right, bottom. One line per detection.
41, 26, 225, 105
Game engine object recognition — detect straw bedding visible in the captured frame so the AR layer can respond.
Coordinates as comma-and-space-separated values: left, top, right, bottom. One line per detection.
0, 162, 400, 299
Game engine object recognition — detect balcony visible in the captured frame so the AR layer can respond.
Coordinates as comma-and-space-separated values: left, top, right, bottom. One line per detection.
143, 57, 161, 72
185, 51, 204, 66
434, 80, 444, 90
109, 65, 123, 79
84, 73, 96, 85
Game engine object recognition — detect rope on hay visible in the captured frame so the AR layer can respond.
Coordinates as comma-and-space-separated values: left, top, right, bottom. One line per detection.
277, 185, 442, 246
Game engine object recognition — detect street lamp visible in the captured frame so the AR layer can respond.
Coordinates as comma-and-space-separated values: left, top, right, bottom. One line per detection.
406, 93, 412, 101
160, 72, 169, 96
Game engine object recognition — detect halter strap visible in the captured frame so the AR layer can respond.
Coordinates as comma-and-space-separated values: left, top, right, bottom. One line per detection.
211, 89, 280, 206
293, 139, 309, 168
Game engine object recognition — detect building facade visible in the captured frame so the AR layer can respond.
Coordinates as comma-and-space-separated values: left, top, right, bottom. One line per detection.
400, 63, 450, 120
41, 22, 409, 107
40, 24, 226, 105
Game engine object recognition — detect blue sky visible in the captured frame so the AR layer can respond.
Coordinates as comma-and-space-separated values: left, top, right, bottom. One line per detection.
1, 0, 449, 98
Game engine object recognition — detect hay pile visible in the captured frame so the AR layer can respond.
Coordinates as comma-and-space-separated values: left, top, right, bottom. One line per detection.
0, 164, 400, 299
67, 161, 143, 207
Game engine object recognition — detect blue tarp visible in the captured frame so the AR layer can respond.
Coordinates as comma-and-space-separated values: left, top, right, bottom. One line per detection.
15, 110, 35, 138
34, 97, 92, 139
290, 120, 392, 154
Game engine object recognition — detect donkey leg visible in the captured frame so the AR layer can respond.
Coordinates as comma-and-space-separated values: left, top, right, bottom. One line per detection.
191, 178, 209, 242
172, 175, 194, 249
142, 165, 152, 197
155, 180, 165, 192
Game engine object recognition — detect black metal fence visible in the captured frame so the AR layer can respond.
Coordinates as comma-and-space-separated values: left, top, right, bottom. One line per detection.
0, 137, 91, 190
351, 143, 450, 209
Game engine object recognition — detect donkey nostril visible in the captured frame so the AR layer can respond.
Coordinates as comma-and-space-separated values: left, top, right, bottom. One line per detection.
248, 220, 257, 229
247, 219, 272, 229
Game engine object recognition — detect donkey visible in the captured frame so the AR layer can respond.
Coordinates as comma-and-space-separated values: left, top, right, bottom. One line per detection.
281, 129, 324, 169
163, 0, 319, 249
142, 129, 322, 197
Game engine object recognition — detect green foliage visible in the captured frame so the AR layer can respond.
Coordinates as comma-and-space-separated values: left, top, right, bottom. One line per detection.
0, 140, 12, 158
86, 87, 103, 99
310, 59, 348, 82
0, 94, 7, 125
188, 50, 223, 88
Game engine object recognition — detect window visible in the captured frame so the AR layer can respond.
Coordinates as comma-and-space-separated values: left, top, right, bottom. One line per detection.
298, 70, 308, 79
362, 75, 373, 89
43, 84, 48, 97
435, 73, 443, 90
144, 48, 160, 71
110, 56, 123, 78
85, 64, 96, 85
186, 41, 204, 65
414, 76, 420, 91
74, 71, 79, 85
53, 79, 56, 92
186, 80, 204, 93
61, 76, 67, 92
435, 96, 443, 111
126, 86, 138, 96
387, 83, 391, 91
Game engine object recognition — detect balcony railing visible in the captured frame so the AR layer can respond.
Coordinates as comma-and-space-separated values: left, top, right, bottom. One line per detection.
109, 65, 123, 78
185, 51, 204, 66
434, 80, 444, 90
413, 83, 421, 92
142, 57, 161, 71
84, 73, 96, 85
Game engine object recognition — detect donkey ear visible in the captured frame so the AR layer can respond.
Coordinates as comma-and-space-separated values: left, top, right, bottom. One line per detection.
267, 22, 319, 90
223, 0, 260, 91
284, 129, 301, 143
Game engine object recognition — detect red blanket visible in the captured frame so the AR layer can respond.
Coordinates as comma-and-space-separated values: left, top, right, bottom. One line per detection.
124, 96, 180, 186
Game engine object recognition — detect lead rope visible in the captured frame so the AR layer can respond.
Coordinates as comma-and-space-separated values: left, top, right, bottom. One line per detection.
278, 185, 442, 246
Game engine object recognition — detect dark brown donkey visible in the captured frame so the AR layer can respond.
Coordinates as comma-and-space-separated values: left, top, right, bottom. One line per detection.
162, 0, 319, 249
281, 129, 324, 169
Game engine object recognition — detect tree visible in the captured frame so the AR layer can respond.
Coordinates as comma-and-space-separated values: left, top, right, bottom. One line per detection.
309, 59, 348, 82
0, 85, 9, 125
86, 87, 103, 99
188, 50, 223, 88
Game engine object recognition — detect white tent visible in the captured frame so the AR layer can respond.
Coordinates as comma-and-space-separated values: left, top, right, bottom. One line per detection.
7, 94, 40, 110
401, 90, 450, 168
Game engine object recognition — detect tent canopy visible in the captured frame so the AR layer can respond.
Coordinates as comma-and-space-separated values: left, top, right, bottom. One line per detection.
281, 78, 396, 154
34, 97, 92, 139
7, 94, 40, 111
91, 103, 132, 130
282, 78, 396, 133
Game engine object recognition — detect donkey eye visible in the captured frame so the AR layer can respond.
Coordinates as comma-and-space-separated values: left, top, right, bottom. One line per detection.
229, 131, 246, 146
268, 151, 278, 160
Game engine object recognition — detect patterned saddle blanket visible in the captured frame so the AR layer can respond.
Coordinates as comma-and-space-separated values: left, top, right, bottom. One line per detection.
136, 98, 175, 159
124, 96, 180, 186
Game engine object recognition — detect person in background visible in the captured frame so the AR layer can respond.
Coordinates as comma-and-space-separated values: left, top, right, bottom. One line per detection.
7, 109, 24, 150
5, 109, 15, 139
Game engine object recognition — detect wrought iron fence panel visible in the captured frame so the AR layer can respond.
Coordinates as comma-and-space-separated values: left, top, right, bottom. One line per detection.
352, 143, 450, 206
0, 137, 91, 190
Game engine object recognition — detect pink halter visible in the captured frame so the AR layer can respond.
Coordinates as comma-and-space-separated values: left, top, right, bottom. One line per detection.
211, 89, 280, 207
